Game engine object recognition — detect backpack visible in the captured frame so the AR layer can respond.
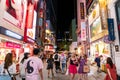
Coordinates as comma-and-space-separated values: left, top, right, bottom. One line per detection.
54, 54, 58, 60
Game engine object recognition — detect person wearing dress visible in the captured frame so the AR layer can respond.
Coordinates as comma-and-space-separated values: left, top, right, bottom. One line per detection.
67, 53, 77, 80
78, 54, 88, 80
104, 57, 117, 80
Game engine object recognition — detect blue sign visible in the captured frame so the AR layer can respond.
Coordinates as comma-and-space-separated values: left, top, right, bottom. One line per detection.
107, 18, 115, 41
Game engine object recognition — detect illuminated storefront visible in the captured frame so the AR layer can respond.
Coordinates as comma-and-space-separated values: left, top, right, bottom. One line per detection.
0, 0, 28, 64
0, 28, 23, 64
88, 0, 110, 72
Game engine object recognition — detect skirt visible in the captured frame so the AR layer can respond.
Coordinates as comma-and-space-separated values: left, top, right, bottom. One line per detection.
69, 64, 77, 74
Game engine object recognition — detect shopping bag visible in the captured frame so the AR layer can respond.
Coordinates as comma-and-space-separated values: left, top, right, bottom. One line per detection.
83, 65, 90, 73
65, 69, 69, 75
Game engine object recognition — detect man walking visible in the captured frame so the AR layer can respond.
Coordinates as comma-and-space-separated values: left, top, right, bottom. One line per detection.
95, 55, 103, 72
24, 48, 44, 80
53, 52, 61, 73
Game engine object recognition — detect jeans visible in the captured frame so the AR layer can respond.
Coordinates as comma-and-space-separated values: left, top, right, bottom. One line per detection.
62, 63, 66, 73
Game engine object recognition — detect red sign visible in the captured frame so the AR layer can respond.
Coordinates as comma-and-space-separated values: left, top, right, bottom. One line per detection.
6, 42, 21, 48
6, 42, 14, 48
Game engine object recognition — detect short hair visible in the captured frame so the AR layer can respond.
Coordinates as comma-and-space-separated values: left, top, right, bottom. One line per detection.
33, 48, 40, 55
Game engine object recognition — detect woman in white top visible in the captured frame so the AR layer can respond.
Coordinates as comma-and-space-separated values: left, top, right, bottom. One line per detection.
19, 52, 30, 80
0, 53, 16, 80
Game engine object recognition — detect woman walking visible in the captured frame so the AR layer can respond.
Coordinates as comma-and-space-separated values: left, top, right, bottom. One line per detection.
19, 52, 30, 80
67, 53, 78, 80
104, 57, 117, 80
78, 54, 88, 80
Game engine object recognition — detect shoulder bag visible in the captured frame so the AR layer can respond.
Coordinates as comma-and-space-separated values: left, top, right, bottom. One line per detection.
7, 69, 16, 80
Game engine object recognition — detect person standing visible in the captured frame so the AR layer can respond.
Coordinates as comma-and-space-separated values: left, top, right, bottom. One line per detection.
19, 52, 30, 80
78, 54, 88, 80
94, 55, 103, 72
24, 48, 44, 80
60, 52, 66, 73
46, 54, 54, 78
53, 52, 61, 73
104, 57, 117, 80
67, 53, 77, 80
0, 53, 16, 80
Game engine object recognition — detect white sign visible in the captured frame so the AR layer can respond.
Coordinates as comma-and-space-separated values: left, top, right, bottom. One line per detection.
81, 22, 86, 41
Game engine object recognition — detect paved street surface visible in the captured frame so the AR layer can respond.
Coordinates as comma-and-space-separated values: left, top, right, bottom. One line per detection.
16, 62, 106, 80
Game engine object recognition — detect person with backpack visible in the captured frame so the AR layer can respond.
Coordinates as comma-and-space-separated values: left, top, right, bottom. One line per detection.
53, 52, 61, 73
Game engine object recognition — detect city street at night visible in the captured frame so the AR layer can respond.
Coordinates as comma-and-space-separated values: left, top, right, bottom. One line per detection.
0, 0, 120, 80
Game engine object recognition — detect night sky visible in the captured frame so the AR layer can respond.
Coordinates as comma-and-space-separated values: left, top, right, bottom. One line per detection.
56, 0, 75, 39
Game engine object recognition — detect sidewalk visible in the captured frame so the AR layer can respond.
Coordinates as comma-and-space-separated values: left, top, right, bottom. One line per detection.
88, 65, 106, 80
42, 63, 106, 80
16, 63, 106, 80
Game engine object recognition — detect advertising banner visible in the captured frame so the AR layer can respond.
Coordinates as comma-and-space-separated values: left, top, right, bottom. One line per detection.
3, 0, 27, 29
90, 17, 102, 38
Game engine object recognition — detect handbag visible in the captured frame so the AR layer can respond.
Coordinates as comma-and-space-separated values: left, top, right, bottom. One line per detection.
83, 65, 90, 73
7, 69, 16, 80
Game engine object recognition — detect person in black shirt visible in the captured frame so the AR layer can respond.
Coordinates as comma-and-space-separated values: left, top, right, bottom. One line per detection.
95, 55, 103, 72
47, 54, 54, 78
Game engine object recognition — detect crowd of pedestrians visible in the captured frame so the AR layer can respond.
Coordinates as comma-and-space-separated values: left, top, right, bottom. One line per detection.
0, 48, 118, 80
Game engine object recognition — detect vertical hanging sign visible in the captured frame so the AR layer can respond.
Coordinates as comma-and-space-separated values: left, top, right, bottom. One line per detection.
80, 3, 85, 19
107, 18, 115, 41
81, 22, 86, 41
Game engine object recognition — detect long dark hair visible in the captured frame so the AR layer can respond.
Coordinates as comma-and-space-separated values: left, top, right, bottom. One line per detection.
4, 53, 13, 69
21, 52, 30, 63
107, 57, 113, 68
